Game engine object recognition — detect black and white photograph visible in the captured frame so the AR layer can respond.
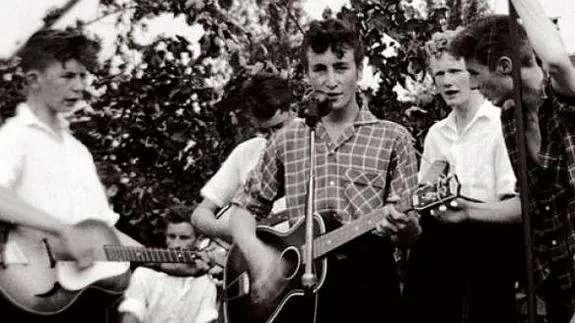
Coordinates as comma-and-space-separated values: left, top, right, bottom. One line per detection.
0, 0, 574, 322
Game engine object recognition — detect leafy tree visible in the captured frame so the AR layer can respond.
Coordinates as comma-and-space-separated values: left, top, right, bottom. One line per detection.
0, 0, 492, 245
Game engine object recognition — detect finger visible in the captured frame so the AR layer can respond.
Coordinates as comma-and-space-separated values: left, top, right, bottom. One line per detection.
375, 219, 398, 235
387, 205, 407, 222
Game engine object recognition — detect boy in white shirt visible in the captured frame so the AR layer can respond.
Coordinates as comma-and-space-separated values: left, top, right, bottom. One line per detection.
403, 29, 520, 323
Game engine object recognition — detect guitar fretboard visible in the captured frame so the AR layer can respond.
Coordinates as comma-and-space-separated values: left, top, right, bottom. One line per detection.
103, 246, 199, 263
310, 200, 412, 259
311, 212, 385, 259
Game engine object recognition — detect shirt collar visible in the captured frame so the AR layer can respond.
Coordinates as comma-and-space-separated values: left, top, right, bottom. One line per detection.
353, 96, 380, 126
16, 102, 70, 131
441, 98, 494, 132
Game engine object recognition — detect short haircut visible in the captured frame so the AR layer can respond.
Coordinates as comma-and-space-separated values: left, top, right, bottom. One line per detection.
18, 28, 101, 72
300, 18, 364, 70
239, 73, 293, 121
450, 15, 535, 70
165, 211, 191, 226
424, 28, 465, 63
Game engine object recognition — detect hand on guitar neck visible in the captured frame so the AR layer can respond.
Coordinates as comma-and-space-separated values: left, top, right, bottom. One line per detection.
372, 204, 421, 247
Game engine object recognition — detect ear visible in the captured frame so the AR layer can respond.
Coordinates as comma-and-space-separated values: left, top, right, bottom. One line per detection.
495, 56, 513, 75
25, 70, 41, 89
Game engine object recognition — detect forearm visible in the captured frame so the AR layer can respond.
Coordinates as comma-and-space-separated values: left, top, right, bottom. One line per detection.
510, 0, 575, 92
0, 186, 67, 235
467, 195, 522, 224
159, 263, 208, 277
121, 312, 141, 323
191, 204, 231, 240
511, 0, 568, 64
228, 205, 261, 255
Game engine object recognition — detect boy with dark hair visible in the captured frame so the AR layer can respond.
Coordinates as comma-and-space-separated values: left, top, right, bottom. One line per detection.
0, 28, 139, 322
191, 73, 294, 239
226, 18, 420, 323
437, 0, 575, 321
119, 212, 218, 323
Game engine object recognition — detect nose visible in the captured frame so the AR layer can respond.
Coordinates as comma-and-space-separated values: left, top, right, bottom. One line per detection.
71, 76, 85, 92
325, 69, 337, 89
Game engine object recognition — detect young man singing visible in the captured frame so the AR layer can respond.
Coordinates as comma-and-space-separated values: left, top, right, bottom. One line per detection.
226, 18, 420, 323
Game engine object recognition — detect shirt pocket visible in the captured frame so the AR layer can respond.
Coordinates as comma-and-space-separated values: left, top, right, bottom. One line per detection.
343, 167, 387, 217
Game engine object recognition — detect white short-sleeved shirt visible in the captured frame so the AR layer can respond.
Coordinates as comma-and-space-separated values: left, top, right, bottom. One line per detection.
419, 99, 517, 202
0, 103, 119, 225
118, 267, 218, 323
200, 137, 285, 214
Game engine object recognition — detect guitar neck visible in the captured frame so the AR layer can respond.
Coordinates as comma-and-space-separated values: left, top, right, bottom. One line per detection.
102, 246, 200, 263
312, 202, 411, 259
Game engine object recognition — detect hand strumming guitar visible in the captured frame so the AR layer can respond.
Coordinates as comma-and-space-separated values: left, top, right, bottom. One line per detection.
58, 224, 101, 270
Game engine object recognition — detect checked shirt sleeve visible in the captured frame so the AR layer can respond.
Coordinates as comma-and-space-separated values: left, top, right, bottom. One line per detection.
232, 136, 285, 220
387, 127, 419, 212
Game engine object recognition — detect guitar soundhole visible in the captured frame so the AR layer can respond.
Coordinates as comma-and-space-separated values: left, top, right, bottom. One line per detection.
279, 246, 300, 280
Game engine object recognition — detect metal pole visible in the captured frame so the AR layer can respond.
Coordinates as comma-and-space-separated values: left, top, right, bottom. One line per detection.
508, 2, 536, 323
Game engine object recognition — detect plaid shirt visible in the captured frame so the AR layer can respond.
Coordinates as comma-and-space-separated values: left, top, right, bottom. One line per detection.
233, 108, 419, 225
501, 83, 575, 291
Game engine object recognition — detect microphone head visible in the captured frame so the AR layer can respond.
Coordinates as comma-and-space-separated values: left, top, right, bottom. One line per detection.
302, 96, 332, 127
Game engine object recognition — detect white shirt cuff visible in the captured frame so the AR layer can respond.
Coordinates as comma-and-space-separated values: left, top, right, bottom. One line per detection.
118, 298, 146, 322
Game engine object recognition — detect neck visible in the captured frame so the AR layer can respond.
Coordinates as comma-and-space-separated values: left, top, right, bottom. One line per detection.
26, 96, 61, 131
322, 98, 360, 126
453, 91, 483, 133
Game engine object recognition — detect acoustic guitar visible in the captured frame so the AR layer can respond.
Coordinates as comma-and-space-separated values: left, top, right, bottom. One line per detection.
223, 174, 461, 323
0, 219, 213, 316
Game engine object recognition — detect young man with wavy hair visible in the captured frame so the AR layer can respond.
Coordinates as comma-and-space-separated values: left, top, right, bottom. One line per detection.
226, 18, 420, 323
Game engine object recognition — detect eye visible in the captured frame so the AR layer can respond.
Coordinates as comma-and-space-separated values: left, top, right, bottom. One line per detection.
311, 65, 326, 73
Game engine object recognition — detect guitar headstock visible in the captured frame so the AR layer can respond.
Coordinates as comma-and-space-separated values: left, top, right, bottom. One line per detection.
412, 173, 461, 212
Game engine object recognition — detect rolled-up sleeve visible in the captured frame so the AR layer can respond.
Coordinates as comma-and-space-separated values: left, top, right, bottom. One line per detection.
231, 135, 284, 221
0, 122, 24, 189
495, 127, 518, 200
118, 268, 149, 322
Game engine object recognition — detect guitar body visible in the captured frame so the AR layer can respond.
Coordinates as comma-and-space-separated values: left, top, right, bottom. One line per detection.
0, 220, 130, 315
223, 215, 327, 323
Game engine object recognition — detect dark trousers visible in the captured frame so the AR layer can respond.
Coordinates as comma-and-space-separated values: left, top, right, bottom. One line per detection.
403, 216, 521, 323
277, 234, 403, 323
540, 279, 575, 323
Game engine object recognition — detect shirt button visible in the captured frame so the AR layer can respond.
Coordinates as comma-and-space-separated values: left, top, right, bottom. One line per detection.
551, 240, 557, 246
329, 181, 336, 186
544, 205, 551, 211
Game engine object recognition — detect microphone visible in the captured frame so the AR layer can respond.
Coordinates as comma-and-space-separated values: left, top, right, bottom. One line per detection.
302, 95, 333, 128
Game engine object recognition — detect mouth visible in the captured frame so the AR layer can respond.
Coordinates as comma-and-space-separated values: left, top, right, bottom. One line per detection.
325, 93, 342, 101
63, 98, 80, 105
444, 90, 459, 96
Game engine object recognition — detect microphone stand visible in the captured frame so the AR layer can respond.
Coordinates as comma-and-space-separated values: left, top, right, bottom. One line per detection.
301, 97, 330, 323
302, 100, 320, 293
